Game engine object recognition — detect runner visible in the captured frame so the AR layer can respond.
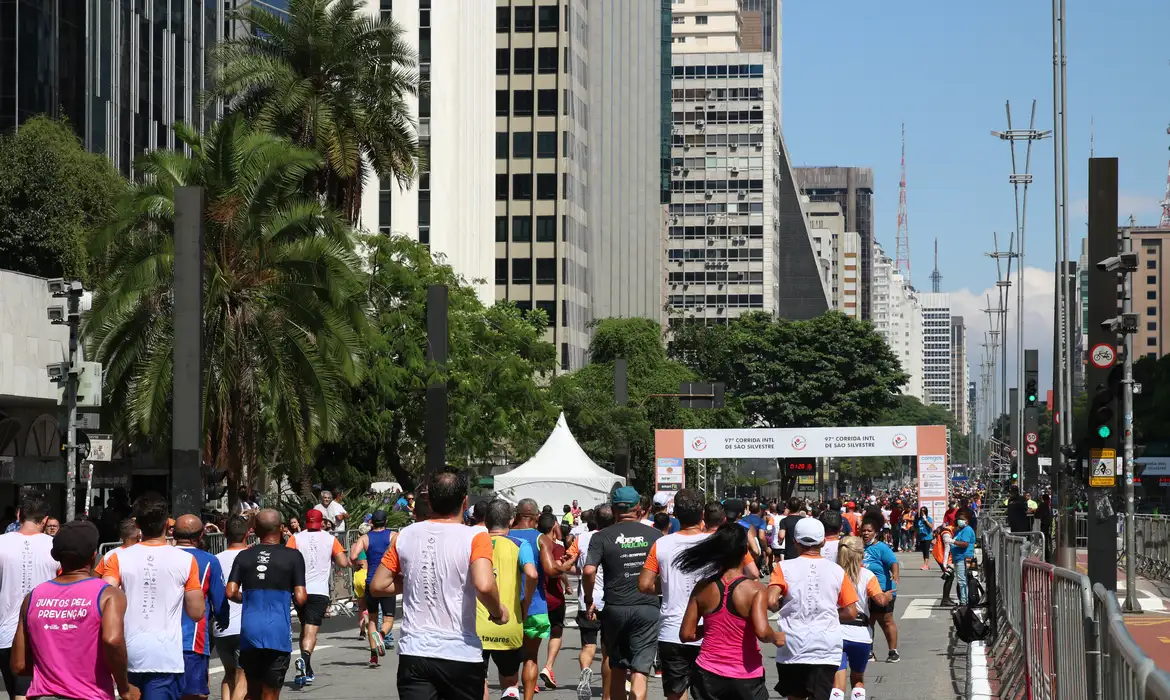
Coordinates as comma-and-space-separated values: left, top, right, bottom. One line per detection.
349, 509, 397, 661
777, 498, 807, 563
174, 514, 227, 700
820, 510, 843, 563
287, 509, 350, 685
830, 499, 852, 536
767, 518, 859, 700
583, 486, 661, 700
368, 470, 509, 700
477, 500, 538, 700
833, 536, 893, 700
537, 514, 574, 690
842, 502, 861, 537
677, 522, 777, 700
637, 488, 706, 700
570, 505, 612, 700
507, 499, 550, 700
915, 507, 934, 571
213, 517, 250, 700
100, 519, 141, 569
97, 493, 205, 700
9, 520, 140, 700
226, 509, 307, 700
859, 511, 899, 662
0, 496, 59, 700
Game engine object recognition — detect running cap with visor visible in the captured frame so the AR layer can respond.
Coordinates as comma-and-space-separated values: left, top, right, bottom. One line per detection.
612, 486, 640, 506
794, 517, 826, 546
305, 509, 324, 530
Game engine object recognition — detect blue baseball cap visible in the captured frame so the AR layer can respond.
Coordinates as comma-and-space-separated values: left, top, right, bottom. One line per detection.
612, 486, 640, 506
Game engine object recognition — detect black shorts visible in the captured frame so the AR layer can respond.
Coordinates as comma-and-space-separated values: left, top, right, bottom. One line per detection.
774, 663, 838, 700
239, 647, 291, 690
600, 604, 659, 676
398, 653, 485, 700
297, 594, 330, 627
215, 634, 241, 670
690, 666, 769, 700
871, 593, 897, 615
366, 592, 396, 617
481, 648, 523, 677
657, 642, 700, 696
0, 647, 31, 699
577, 611, 601, 646
548, 604, 565, 629
918, 539, 933, 554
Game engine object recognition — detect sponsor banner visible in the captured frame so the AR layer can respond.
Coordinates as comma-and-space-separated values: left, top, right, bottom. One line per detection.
656, 457, 684, 489
917, 455, 947, 499
1138, 457, 1170, 477
681, 427, 919, 458
796, 475, 816, 485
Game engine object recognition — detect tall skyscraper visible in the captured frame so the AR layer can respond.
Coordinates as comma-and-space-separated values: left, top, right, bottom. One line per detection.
806, 200, 860, 318
873, 240, 923, 401
919, 292, 953, 411
795, 167, 876, 320
1125, 226, 1170, 360
0, 1, 86, 136
950, 315, 968, 433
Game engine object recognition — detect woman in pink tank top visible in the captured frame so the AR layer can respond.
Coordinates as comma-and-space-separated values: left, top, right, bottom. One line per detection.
677, 522, 783, 700
10, 521, 139, 700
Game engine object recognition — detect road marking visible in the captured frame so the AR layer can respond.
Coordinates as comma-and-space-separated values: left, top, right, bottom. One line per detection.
209, 645, 334, 676
1158, 636, 1170, 644
901, 599, 936, 619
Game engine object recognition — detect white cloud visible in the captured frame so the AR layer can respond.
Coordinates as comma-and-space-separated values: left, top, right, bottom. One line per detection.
948, 266, 1057, 411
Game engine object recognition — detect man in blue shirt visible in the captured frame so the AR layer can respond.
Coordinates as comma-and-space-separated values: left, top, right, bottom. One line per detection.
175, 515, 226, 700
951, 508, 977, 605
227, 510, 307, 700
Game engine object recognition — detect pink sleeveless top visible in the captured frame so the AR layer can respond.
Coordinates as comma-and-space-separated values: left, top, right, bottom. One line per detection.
25, 577, 115, 700
696, 576, 764, 679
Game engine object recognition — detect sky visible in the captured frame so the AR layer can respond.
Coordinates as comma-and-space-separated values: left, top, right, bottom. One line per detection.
782, 0, 1170, 397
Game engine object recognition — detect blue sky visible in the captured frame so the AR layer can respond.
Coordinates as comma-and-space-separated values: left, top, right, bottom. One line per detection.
783, 0, 1170, 292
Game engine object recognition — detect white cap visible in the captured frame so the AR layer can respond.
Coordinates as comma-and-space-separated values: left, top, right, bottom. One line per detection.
653, 492, 671, 507
794, 517, 826, 546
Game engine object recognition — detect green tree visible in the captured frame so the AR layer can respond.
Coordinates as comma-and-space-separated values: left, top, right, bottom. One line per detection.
849, 394, 972, 480
209, 0, 419, 223
84, 116, 368, 498
0, 116, 124, 281
669, 311, 908, 429
313, 235, 558, 490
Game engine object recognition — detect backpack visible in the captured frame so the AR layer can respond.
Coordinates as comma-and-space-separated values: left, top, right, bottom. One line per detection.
932, 525, 954, 567
966, 568, 986, 608
952, 604, 988, 643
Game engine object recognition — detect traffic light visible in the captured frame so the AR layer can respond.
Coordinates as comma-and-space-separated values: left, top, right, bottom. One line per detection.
1087, 385, 1115, 445
1025, 378, 1038, 406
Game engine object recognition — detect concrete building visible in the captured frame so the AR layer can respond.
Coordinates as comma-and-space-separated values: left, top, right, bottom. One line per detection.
806, 199, 860, 318
360, 0, 496, 306
669, 0, 745, 54
919, 292, 954, 411
795, 167, 876, 320
950, 315, 969, 433
873, 241, 923, 401
1128, 226, 1170, 360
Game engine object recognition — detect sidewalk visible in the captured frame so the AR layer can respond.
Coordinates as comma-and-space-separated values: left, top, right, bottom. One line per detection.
1073, 550, 1170, 672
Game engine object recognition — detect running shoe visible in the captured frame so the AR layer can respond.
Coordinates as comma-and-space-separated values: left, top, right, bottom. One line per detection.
383, 631, 395, 651
372, 631, 387, 657
502, 688, 521, 699
576, 668, 593, 700
369, 652, 380, 667
304, 673, 316, 685
920, 563, 930, 571
540, 667, 557, 689
887, 649, 901, 663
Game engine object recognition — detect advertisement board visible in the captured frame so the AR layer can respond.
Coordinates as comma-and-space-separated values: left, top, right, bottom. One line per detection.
681, 427, 918, 459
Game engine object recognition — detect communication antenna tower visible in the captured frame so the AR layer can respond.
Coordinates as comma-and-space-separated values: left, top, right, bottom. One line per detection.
930, 238, 942, 293
1160, 123, 1170, 228
895, 123, 911, 281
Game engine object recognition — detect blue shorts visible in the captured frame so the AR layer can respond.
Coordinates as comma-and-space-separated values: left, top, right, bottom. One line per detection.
182, 651, 211, 696
128, 671, 182, 700
839, 639, 871, 673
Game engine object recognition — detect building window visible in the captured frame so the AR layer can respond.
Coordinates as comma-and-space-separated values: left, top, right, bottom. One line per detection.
512, 216, 532, 242
514, 90, 534, 116
1149, 290, 1157, 300
562, 300, 568, 327
495, 216, 507, 242
1148, 306, 1157, 316
495, 174, 508, 200
538, 47, 559, 74
1148, 321, 1157, 331
496, 90, 509, 116
672, 16, 684, 24
538, 5, 559, 32
1149, 259, 1157, 269
514, 48, 534, 74
496, 6, 510, 32
512, 258, 533, 284
1150, 353, 1159, 360
696, 15, 709, 24
513, 174, 532, 200
495, 258, 507, 284
561, 342, 569, 371
537, 89, 557, 116
1148, 337, 1158, 347
495, 132, 508, 159
536, 173, 557, 200
536, 258, 556, 284
1149, 275, 1157, 285
537, 131, 557, 158
496, 48, 510, 74
514, 6, 534, 32
513, 131, 533, 159
537, 300, 556, 327
536, 215, 556, 242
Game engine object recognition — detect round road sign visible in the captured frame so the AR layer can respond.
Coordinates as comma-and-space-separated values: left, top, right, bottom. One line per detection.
1011, 449, 1018, 458
1091, 343, 1116, 369
1026, 444, 1038, 456
1026, 432, 1038, 444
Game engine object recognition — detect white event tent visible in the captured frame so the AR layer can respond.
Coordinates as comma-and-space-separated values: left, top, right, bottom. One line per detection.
493, 413, 626, 508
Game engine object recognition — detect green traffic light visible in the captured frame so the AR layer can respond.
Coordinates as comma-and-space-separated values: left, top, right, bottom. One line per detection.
1098, 425, 1112, 439
1012, 472, 1019, 479
1028, 394, 1037, 403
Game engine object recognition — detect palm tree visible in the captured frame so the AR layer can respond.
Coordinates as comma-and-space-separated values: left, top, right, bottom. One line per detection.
84, 115, 368, 495
208, 0, 420, 224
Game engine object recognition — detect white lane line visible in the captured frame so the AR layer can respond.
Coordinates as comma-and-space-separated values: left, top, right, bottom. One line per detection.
900, 599, 936, 619
209, 645, 333, 676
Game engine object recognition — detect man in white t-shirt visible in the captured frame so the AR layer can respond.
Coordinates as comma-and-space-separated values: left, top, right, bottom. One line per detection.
287, 509, 350, 684
214, 516, 250, 700
312, 490, 348, 534
0, 497, 60, 700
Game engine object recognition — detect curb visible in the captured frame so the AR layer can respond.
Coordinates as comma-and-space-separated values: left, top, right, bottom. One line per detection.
967, 640, 993, 700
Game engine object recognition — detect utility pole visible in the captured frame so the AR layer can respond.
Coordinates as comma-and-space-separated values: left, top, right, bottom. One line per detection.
47, 279, 85, 520
1023, 350, 1040, 491
173, 188, 205, 515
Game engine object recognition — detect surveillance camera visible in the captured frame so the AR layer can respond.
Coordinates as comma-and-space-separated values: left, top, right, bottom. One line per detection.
46, 278, 67, 297
1097, 256, 1122, 273
47, 306, 66, 324
45, 362, 70, 380
1097, 253, 1139, 273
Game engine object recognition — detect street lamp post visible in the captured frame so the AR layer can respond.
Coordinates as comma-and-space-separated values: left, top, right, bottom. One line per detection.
751, 470, 756, 498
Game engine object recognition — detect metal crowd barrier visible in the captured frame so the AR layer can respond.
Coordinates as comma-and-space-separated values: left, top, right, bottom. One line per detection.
1128, 515, 1170, 582
1093, 583, 1170, 700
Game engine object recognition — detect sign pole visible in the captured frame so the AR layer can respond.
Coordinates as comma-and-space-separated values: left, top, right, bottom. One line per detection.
1121, 227, 1139, 613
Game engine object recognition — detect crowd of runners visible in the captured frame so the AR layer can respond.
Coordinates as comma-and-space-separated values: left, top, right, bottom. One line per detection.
0, 475, 988, 700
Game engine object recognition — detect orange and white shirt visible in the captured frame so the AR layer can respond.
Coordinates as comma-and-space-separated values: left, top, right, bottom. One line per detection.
644, 532, 709, 645
841, 568, 883, 644
287, 531, 344, 597
97, 542, 201, 673
769, 553, 859, 665
0, 532, 58, 648
380, 520, 493, 663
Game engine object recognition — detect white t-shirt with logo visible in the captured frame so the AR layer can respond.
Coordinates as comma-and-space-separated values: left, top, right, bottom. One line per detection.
821, 537, 840, 565
214, 548, 244, 637
769, 553, 859, 665
643, 531, 708, 645
287, 531, 344, 597
98, 542, 201, 673
0, 532, 58, 648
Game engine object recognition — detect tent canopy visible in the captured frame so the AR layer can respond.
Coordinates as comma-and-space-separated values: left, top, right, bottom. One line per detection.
493, 413, 625, 508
